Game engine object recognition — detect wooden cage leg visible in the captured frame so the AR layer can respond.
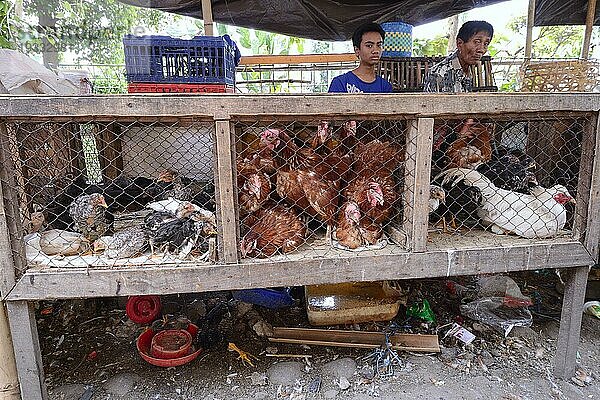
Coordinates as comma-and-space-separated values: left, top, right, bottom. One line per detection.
6, 300, 47, 400
554, 266, 589, 380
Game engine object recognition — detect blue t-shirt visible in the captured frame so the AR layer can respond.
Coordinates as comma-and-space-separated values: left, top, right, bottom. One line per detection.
328, 71, 393, 93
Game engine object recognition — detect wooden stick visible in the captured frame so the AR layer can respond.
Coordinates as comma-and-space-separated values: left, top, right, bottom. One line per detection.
524, 0, 536, 60
201, 0, 215, 36
581, 0, 597, 59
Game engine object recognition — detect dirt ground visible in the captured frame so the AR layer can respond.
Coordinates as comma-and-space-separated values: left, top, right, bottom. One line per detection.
38, 271, 599, 400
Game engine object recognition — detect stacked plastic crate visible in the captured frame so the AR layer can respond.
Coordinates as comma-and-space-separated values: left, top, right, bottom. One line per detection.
123, 35, 240, 93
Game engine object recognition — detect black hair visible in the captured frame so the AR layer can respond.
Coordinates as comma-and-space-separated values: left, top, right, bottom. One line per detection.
457, 20, 494, 43
352, 22, 386, 49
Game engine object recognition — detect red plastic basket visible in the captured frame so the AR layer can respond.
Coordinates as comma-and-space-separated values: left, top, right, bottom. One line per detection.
127, 82, 235, 93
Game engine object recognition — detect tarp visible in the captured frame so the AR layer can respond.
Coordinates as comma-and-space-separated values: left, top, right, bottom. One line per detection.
0, 49, 79, 94
119, 0, 509, 41
535, 0, 600, 27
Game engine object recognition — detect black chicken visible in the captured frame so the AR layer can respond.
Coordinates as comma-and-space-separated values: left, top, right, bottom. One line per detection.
194, 302, 230, 350
477, 147, 537, 194
431, 173, 483, 230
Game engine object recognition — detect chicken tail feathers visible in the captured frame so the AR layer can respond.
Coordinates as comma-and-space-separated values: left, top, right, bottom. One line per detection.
436, 168, 495, 193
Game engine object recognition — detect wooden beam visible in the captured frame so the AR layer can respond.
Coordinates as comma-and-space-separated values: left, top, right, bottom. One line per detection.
201, 0, 214, 36
6, 241, 594, 301
214, 119, 239, 263
240, 53, 358, 65
583, 113, 600, 261
6, 301, 47, 400
524, 0, 536, 60
403, 118, 434, 252
0, 304, 20, 400
554, 266, 589, 379
447, 15, 459, 54
1, 94, 599, 120
581, 0, 598, 59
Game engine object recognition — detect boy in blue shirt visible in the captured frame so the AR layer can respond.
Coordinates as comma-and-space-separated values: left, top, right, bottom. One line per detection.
328, 22, 393, 93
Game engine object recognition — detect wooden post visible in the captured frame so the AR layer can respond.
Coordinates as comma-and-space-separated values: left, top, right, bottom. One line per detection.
581, 0, 597, 59
524, 0, 536, 60
201, 0, 215, 36
554, 266, 590, 379
403, 118, 434, 252
6, 301, 47, 400
0, 304, 20, 400
554, 113, 600, 379
213, 118, 239, 263
447, 15, 459, 53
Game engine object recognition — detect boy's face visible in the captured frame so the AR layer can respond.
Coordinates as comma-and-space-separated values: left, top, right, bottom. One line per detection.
355, 31, 384, 66
457, 30, 491, 66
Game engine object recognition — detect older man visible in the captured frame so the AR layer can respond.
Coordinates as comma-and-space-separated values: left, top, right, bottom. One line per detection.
424, 20, 494, 93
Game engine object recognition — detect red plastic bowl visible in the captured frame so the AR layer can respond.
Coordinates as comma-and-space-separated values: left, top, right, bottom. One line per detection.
136, 323, 202, 367
126, 295, 162, 324
150, 329, 192, 359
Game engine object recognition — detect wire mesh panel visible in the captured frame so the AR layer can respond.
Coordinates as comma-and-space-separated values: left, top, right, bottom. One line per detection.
0, 118, 218, 270
427, 114, 591, 248
232, 117, 411, 262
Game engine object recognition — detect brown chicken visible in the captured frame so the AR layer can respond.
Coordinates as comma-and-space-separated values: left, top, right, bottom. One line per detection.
445, 119, 492, 169
240, 204, 306, 258
352, 139, 404, 177
270, 130, 347, 238
237, 159, 271, 215
335, 201, 383, 249
344, 171, 398, 225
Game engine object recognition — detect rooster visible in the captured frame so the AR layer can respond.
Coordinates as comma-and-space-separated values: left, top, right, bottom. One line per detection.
335, 201, 382, 249
439, 168, 575, 238
240, 204, 306, 258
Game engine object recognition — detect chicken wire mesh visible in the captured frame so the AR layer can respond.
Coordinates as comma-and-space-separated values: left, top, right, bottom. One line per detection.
0, 118, 218, 271
428, 114, 591, 248
233, 117, 411, 261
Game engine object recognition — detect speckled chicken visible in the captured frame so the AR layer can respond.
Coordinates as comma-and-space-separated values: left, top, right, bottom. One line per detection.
93, 227, 148, 259
156, 169, 216, 211
240, 204, 306, 258
68, 193, 110, 241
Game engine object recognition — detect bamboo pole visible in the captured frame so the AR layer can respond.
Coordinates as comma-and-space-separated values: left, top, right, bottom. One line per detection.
581, 0, 597, 59
524, 0, 536, 60
201, 0, 215, 36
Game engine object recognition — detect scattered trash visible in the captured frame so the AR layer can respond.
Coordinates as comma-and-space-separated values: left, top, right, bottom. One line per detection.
444, 323, 476, 345
583, 301, 600, 319
228, 342, 259, 367
476, 276, 532, 307
248, 372, 268, 386
269, 327, 440, 353
307, 376, 321, 394
572, 368, 594, 387
362, 333, 404, 377
337, 376, 351, 390
232, 288, 296, 309
460, 297, 532, 336
86, 350, 97, 361
406, 299, 436, 323
305, 282, 405, 325
252, 319, 274, 337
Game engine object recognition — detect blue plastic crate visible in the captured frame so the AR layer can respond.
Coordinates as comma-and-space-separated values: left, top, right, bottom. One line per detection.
123, 35, 240, 85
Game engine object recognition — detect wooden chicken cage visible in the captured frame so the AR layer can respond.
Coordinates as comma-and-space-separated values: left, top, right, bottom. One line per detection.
0, 93, 599, 400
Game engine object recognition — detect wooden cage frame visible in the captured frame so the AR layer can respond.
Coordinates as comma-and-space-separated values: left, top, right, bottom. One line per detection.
0, 93, 599, 400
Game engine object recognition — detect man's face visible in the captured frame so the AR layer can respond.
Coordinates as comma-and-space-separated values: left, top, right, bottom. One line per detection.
355, 31, 383, 66
457, 31, 491, 66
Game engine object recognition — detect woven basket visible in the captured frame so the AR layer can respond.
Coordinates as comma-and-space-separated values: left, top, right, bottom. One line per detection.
381, 22, 413, 58
520, 60, 600, 92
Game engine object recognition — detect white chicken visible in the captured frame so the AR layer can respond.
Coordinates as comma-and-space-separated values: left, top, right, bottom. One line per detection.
439, 168, 575, 238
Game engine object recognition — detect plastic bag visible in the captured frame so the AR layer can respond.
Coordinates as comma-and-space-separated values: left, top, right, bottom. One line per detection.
460, 296, 532, 336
